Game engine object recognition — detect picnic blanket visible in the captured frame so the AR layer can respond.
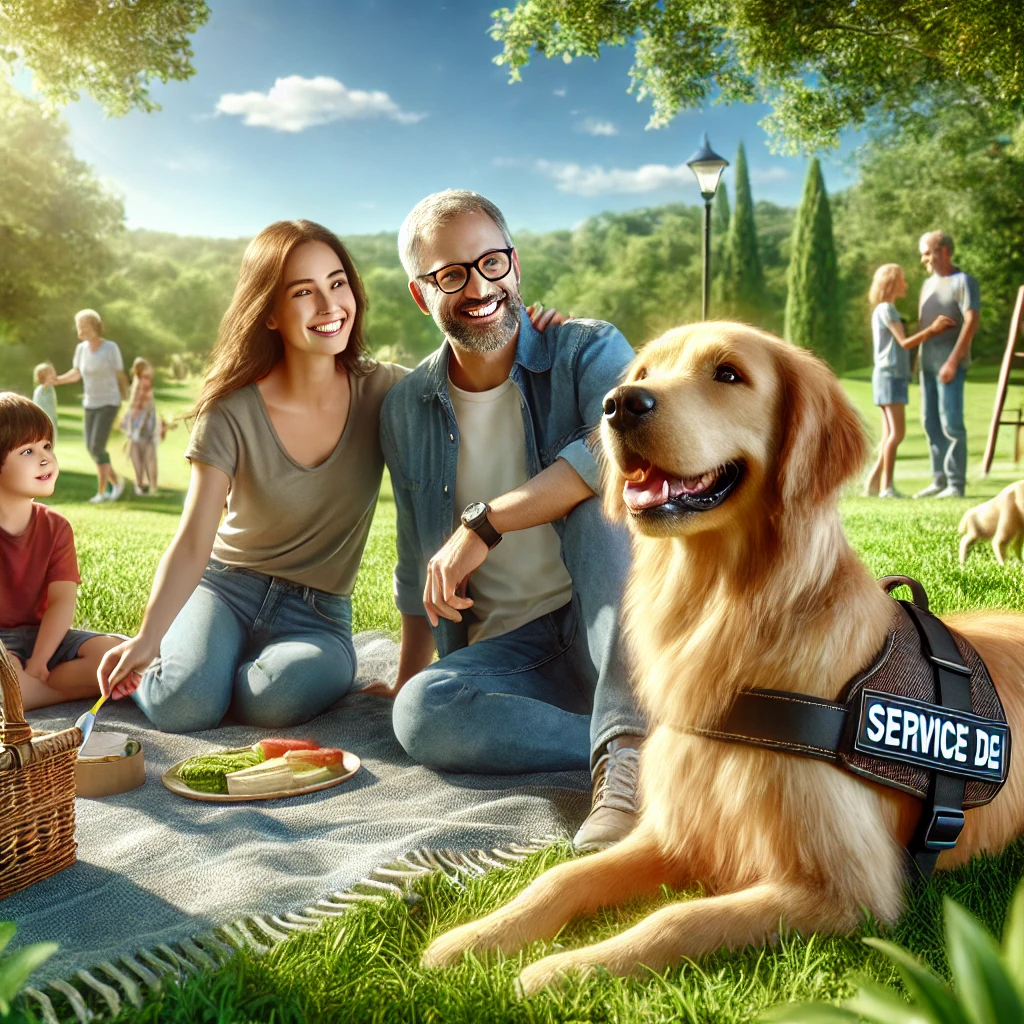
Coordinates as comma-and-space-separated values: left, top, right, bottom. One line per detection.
5, 632, 590, 1004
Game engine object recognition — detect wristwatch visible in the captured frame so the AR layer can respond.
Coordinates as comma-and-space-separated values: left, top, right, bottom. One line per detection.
460, 501, 502, 549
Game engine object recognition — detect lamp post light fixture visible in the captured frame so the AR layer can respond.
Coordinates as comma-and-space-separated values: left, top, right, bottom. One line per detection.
686, 133, 729, 320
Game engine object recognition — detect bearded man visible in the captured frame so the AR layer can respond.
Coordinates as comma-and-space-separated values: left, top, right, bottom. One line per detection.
379, 190, 645, 850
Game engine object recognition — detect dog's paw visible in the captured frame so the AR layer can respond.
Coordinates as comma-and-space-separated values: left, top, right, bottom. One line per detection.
422, 923, 487, 969
518, 952, 592, 997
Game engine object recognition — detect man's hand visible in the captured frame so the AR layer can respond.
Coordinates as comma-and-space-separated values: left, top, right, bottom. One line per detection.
423, 526, 487, 626
23, 657, 50, 685
938, 358, 958, 384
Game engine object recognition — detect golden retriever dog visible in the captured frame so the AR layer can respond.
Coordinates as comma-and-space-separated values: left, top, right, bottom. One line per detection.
959, 481, 1024, 565
421, 323, 1024, 995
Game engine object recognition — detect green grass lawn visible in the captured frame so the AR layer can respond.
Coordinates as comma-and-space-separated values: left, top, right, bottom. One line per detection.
11, 372, 1024, 1023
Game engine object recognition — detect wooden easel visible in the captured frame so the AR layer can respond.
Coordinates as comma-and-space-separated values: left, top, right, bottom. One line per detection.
981, 285, 1024, 476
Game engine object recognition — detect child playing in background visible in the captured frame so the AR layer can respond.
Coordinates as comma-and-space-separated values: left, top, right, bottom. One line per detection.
121, 358, 162, 496
863, 264, 956, 499
31, 362, 58, 442
0, 392, 124, 710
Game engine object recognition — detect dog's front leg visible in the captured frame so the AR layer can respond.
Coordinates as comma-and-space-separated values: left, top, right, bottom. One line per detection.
517, 880, 857, 996
422, 827, 677, 968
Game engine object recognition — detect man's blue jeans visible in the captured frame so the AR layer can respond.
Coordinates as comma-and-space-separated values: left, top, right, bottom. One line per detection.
920, 366, 967, 490
133, 560, 356, 732
392, 498, 645, 774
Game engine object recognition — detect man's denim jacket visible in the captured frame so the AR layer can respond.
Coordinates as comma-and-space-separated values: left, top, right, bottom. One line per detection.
379, 308, 635, 658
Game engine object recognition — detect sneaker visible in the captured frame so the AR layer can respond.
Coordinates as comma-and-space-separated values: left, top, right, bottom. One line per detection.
935, 485, 965, 499
87, 492, 107, 504
878, 486, 904, 499
572, 737, 641, 852
914, 482, 946, 499
133, 484, 146, 497
146, 487, 159, 497
108, 476, 126, 502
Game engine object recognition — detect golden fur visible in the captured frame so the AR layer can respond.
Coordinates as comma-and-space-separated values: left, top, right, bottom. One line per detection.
959, 482, 1024, 565
422, 323, 1024, 994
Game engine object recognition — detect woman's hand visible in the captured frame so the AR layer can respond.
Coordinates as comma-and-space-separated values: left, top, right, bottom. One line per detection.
98, 635, 157, 699
929, 314, 957, 335
526, 303, 572, 331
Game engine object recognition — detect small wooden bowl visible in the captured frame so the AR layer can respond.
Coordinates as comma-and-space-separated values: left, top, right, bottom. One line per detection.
76, 740, 146, 798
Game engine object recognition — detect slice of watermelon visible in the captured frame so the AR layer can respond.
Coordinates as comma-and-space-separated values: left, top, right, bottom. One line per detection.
258, 737, 319, 759
284, 747, 345, 768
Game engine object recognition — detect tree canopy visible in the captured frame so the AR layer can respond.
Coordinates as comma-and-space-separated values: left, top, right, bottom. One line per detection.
490, 1, 1024, 152
0, 0, 209, 115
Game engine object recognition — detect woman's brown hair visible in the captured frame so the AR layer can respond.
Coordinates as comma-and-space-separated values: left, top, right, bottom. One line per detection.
192, 220, 371, 419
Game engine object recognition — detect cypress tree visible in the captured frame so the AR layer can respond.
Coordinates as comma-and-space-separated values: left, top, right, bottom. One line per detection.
784, 158, 841, 368
712, 181, 730, 298
720, 141, 764, 321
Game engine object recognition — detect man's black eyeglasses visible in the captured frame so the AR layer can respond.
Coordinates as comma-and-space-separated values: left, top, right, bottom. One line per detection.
419, 248, 515, 295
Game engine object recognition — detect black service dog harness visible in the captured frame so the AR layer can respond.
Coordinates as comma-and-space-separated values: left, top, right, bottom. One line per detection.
690, 576, 1011, 878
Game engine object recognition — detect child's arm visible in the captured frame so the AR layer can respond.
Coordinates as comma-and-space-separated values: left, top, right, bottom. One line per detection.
890, 313, 957, 351
22, 581, 78, 683
98, 461, 230, 698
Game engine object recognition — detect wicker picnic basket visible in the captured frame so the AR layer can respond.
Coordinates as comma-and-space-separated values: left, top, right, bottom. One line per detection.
0, 639, 82, 901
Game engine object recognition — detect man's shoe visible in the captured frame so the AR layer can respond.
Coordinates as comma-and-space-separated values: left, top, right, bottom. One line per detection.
914, 482, 946, 499
935, 485, 965, 499
573, 737, 641, 852
108, 476, 126, 502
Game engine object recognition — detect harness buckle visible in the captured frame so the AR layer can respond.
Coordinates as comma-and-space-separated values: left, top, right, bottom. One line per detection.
922, 806, 965, 850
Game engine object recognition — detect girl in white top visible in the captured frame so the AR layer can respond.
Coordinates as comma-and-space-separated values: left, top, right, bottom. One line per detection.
863, 265, 956, 498
54, 309, 128, 503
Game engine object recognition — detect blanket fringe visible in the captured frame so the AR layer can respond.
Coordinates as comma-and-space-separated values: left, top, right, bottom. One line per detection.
20, 834, 558, 1023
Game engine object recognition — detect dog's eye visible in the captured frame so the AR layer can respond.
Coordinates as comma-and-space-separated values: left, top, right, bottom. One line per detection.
714, 364, 743, 384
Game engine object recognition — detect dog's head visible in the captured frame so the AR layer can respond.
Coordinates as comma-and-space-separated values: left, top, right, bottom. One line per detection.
600, 322, 867, 539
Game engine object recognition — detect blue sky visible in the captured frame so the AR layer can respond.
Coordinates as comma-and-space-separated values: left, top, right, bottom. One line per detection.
48, 0, 862, 240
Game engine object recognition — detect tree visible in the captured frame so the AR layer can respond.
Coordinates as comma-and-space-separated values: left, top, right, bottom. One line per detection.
490, 1, 1024, 152
785, 159, 841, 368
0, 81, 123, 351
719, 142, 764, 322
1, 0, 209, 115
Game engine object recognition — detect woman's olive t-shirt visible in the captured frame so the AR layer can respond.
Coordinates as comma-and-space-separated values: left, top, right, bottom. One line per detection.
185, 361, 407, 595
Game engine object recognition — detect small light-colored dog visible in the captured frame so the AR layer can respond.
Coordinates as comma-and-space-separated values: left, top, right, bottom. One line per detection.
959, 482, 1024, 565
422, 323, 1024, 995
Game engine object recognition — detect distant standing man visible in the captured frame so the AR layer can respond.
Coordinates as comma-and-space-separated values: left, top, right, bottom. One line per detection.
914, 230, 980, 499
380, 190, 645, 850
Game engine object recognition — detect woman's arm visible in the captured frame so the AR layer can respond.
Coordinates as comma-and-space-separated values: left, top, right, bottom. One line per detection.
54, 368, 81, 386
98, 460, 230, 697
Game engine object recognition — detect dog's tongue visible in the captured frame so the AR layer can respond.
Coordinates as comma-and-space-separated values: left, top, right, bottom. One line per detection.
623, 470, 670, 511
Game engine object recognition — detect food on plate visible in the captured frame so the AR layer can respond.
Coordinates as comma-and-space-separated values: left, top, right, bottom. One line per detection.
257, 737, 320, 759
177, 748, 265, 793
283, 747, 345, 768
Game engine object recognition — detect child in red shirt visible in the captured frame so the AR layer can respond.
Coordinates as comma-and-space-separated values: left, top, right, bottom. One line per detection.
0, 393, 122, 710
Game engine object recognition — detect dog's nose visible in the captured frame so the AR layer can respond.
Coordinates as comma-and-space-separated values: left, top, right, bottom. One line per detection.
603, 385, 656, 430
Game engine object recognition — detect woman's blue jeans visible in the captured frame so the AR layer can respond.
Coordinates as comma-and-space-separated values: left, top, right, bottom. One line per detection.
133, 560, 356, 733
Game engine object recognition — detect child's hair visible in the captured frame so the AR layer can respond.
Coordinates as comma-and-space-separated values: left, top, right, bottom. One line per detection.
33, 362, 55, 385
0, 392, 54, 467
191, 220, 370, 420
869, 264, 905, 306
75, 308, 103, 333
128, 357, 154, 409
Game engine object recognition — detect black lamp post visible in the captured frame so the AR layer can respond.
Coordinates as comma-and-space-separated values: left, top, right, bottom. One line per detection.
686, 133, 729, 320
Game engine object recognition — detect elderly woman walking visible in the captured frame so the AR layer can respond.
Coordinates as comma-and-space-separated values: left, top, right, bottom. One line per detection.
55, 309, 128, 503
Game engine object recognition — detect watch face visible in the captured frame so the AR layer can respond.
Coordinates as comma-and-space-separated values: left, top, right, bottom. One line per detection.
463, 501, 487, 524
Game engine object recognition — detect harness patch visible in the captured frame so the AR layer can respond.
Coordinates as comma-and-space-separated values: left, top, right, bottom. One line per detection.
856, 689, 1008, 783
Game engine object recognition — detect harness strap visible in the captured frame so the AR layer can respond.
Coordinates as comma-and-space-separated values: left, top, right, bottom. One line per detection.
900, 601, 971, 876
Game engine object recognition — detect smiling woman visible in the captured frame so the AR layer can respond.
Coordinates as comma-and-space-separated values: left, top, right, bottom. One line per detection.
96, 220, 408, 734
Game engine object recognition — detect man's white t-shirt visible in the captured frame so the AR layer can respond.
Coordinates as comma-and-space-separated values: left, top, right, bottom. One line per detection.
449, 375, 573, 644
72, 339, 123, 409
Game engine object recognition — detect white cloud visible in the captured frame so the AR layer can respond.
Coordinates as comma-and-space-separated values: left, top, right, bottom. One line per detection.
749, 165, 791, 184
215, 75, 426, 132
553, 88, 567, 97
581, 119, 618, 136
535, 159, 696, 196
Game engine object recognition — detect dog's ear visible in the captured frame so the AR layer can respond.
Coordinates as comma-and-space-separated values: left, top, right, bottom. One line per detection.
594, 425, 630, 524
775, 346, 867, 509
